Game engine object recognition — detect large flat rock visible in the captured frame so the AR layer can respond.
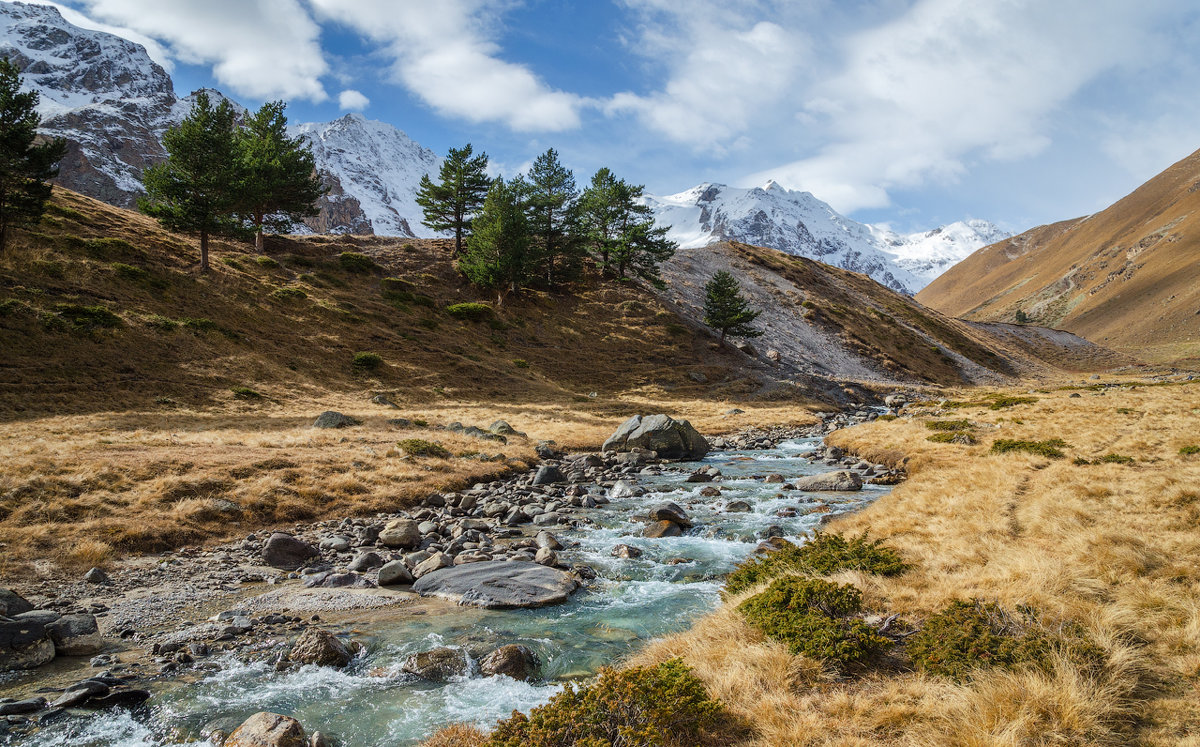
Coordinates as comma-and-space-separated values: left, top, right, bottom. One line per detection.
411, 561, 579, 609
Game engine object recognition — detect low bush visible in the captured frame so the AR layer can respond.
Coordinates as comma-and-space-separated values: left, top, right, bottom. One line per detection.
338, 251, 378, 273
927, 432, 977, 445
446, 302, 494, 321
513, 359, 530, 368
111, 262, 149, 282
0, 298, 23, 316
231, 386, 263, 400
488, 658, 729, 747
144, 314, 180, 331
269, 287, 308, 301
254, 256, 280, 268
353, 351, 383, 370
908, 599, 1104, 681
1095, 453, 1135, 465
1180, 445, 1200, 456
875, 414, 898, 421
725, 532, 907, 596
181, 317, 218, 334
925, 419, 973, 432
737, 577, 888, 668
989, 438, 1068, 459
397, 439, 451, 458
54, 304, 122, 331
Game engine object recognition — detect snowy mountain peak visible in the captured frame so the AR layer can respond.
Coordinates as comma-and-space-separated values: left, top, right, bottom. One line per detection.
645, 182, 1007, 293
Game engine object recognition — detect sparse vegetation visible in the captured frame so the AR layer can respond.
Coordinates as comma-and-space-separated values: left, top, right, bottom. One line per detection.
513, 359, 529, 368
397, 439, 451, 458
927, 431, 977, 444
445, 302, 494, 321
1180, 445, 1200, 456
269, 286, 307, 301
230, 386, 263, 400
925, 419, 973, 431
338, 251, 378, 273
990, 438, 1069, 458
353, 351, 383, 370
54, 303, 122, 331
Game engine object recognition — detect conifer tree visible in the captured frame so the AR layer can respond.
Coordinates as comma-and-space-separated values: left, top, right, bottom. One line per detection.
0, 57, 67, 253
141, 92, 241, 272
417, 143, 490, 256
526, 147, 581, 286
579, 167, 676, 287
460, 176, 532, 303
703, 270, 762, 343
236, 100, 325, 251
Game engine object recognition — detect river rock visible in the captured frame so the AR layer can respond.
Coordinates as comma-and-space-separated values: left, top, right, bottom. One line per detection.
602, 414, 710, 461
726, 500, 752, 513
611, 544, 643, 559
412, 560, 580, 608
401, 647, 468, 681
412, 552, 452, 578
489, 420, 520, 436
534, 547, 557, 566
535, 531, 562, 550
379, 519, 421, 549
302, 571, 375, 589
313, 411, 359, 429
262, 533, 319, 570
83, 567, 110, 584
0, 613, 56, 670
224, 711, 308, 747
83, 688, 151, 709
377, 560, 414, 586
648, 502, 693, 528
479, 644, 539, 681
532, 465, 565, 485
699, 486, 721, 497
46, 614, 103, 656
793, 470, 863, 492
0, 588, 33, 617
644, 520, 683, 538
348, 551, 385, 572
0, 696, 46, 715
289, 628, 353, 668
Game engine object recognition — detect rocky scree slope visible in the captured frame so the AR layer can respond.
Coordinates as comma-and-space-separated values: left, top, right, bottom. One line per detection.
918, 146, 1200, 363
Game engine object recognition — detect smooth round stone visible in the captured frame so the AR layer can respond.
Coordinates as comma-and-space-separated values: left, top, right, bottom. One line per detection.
411, 560, 579, 608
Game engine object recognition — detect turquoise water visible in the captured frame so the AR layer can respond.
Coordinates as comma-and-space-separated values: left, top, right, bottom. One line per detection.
14, 438, 888, 746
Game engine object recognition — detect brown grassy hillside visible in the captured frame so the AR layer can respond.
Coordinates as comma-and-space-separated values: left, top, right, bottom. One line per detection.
918, 147, 1200, 363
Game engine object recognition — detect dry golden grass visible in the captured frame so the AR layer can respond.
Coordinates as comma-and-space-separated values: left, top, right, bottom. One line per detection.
419, 723, 490, 747
627, 381, 1200, 745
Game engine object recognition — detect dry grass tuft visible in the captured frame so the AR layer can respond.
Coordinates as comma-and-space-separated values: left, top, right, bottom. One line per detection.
420, 723, 490, 747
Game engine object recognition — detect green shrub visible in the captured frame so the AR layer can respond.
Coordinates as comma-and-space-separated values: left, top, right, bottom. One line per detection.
402, 243, 417, 253
0, 299, 23, 317
353, 351, 383, 370
54, 304, 122, 331
270, 287, 308, 301
144, 314, 179, 331
411, 418, 429, 428
989, 438, 1068, 459
338, 251, 378, 273
221, 257, 245, 270
231, 386, 263, 400
47, 203, 84, 221
1116, 407, 1136, 415
925, 419, 973, 432
907, 600, 1104, 681
725, 532, 907, 596
1095, 453, 1134, 465
31, 259, 64, 278
737, 577, 888, 668
875, 414, 898, 422
1180, 445, 1200, 456
488, 659, 728, 747
513, 359, 530, 368
111, 262, 149, 282
181, 318, 218, 334
255, 256, 280, 268
927, 432, 977, 445
397, 439, 451, 458
445, 302, 494, 321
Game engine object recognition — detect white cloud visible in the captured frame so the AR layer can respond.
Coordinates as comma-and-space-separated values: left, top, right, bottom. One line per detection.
337, 89, 369, 111
745, 0, 1171, 213
311, 0, 582, 132
606, 1, 807, 151
25, 1, 174, 70
72, 0, 329, 102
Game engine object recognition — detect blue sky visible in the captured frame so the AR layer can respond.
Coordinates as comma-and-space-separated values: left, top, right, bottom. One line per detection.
39, 0, 1200, 234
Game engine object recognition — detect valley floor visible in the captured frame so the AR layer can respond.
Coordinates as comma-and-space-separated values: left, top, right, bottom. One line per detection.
626, 379, 1200, 745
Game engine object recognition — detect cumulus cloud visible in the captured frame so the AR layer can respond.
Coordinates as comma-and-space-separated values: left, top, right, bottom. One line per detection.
71, 0, 329, 102
744, 0, 1172, 213
337, 89, 369, 111
311, 0, 583, 132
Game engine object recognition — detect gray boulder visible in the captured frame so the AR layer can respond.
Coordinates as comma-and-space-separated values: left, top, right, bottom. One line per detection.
648, 502, 693, 528
726, 500, 752, 513
313, 411, 360, 429
489, 420, 521, 436
262, 533, 319, 570
83, 567, 110, 584
0, 613, 56, 670
532, 465, 565, 485
377, 560, 414, 586
378, 519, 421, 549
602, 414, 709, 460
412, 552, 452, 578
412, 560, 579, 609
302, 571, 375, 589
289, 628, 353, 668
224, 711, 308, 747
480, 644, 539, 681
46, 614, 103, 656
401, 646, 468, 681
0, 589, 33, 617
793, 470, 863, 492
348, 551, 385, 572
611, 544, 643, 559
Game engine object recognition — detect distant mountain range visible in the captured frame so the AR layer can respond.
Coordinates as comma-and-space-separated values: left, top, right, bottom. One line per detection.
1, 0, 1001, 288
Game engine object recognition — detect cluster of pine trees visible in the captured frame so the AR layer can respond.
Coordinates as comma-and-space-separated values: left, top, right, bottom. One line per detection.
141, 92, 325, 271
416, 146, 676, 303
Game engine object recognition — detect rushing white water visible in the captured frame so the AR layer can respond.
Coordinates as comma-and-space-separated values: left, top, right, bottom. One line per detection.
11, 438, 888, 746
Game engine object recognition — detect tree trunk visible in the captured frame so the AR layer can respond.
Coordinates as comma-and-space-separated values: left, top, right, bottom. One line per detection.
719, 328, 727, 344
200, 230, 209, 272
255, 227, 264, 252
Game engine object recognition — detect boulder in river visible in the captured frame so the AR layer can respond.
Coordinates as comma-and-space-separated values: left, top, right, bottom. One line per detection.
262, 533, 319, 570
0, 612, 56, 670
648, 502, 693, 528
480, 644, 539, 681
726, 500, 752, 513
46, 613, 103, 656
602, 414, 709, 460
412, 560, 579, 608
793, 470, 863, 492
289, 628, 353, 668
224, 711, 308, 747
611, 544, 643, 559
644, 520, 683, 538
401, 646, 468, 681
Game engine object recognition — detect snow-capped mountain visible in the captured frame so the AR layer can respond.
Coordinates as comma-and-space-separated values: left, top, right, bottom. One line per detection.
645, 182, 1006, 293
292, 115, 442, 237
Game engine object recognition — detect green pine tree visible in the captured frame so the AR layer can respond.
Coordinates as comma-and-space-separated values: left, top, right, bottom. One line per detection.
140, 91, 242, 272
703, 270, 762, 343
236, 100, 326, 251
416, 143, 490, 256
0, 57, 67, 253
460, 176, 532, 304
578, 167, 676, 287
526, 147, 582, 286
